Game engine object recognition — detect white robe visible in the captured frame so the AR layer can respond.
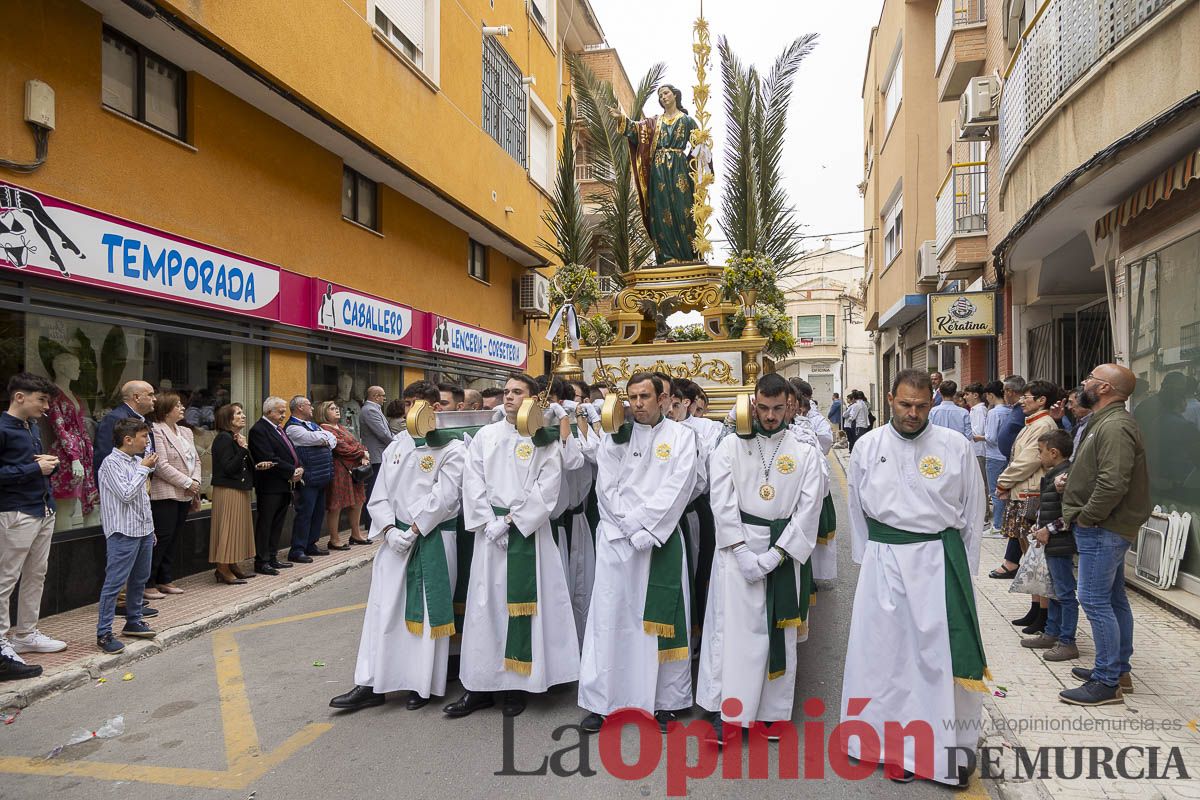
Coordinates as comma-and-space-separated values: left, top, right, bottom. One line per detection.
354, 435, 465, 698
840, 423, 986, 785
460, 420, 579, 692
579, 417, 697, 716
796, 409, 838, 583
696, 428, 826, 724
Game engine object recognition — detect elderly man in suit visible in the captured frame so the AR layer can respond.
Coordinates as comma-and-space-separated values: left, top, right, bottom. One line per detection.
248, 396, 303, 575
93, 381, 157, 480
358, 385, 392, 534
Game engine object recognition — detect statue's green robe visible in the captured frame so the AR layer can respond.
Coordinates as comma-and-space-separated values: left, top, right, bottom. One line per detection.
621, 113, 699, 265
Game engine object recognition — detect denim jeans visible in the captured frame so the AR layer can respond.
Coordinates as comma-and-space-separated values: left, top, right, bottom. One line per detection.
1075, 526, 1134, 685
984, 457, 1007, 530
97, 533, 153, 637
1045, 554, 1079, 645
290, 484, 327, 558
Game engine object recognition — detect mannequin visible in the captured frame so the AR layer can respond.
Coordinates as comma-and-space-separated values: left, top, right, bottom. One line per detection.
335, 372, 361, 437
47, 352, 100, 530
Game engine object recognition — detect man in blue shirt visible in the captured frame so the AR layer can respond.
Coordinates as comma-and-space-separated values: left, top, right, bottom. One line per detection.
983, 380, 1012, 540
827, 393, 843, 430
93, 380, 157, 481
930, 372, 944, 406
0, 372, 66, 679
928, 380, 973, 441
996, 375, 1027, 460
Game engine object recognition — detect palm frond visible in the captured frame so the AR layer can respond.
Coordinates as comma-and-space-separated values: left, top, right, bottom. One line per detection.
537, 95, 592, 267
631, 62, 667, 120
718, 35, 757, 258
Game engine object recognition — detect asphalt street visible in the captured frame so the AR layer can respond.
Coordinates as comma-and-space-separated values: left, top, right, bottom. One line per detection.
0, 454, 989, 799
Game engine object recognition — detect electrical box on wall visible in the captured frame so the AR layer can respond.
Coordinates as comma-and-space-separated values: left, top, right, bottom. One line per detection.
24, 80, 55, 130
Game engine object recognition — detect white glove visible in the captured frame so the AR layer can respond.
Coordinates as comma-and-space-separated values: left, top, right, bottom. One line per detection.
629, 529, 656, 551
485, 518, 510, 543
561, 399, 578, 414
582, 403, 601, 425
757, 547, 784, 574
732, 544, 765, 583
71, 459, 85, 479
548, 402, 568, 421
618, 516, 642, 538
386, 527, 415, 555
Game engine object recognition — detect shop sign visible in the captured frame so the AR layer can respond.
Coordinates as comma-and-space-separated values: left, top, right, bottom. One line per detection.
314, 280, 413, 345
928, 291, 997, 340
0, 181, 281, 318
430, 315, 527, 369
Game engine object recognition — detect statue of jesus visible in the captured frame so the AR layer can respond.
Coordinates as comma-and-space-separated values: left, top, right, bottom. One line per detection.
611, 85, 709, 266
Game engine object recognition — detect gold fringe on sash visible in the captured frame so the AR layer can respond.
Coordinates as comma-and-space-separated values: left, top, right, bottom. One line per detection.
429, 622, 457, 640
657, 646, 690, 664
954, 668, 995, 693
767, 669, 786, 681
503, 658, 532, 676
643, 620, 676, 637
776, 617, 804, 629
809, 592, 817, 606
817, 530, 836, 544
507, 602, 538, 617
405, 620, 425, 636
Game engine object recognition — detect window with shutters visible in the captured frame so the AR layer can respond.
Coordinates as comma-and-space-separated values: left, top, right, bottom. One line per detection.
796, 315, 822, 341
342, 166, 379, 231
528, 0, 555, 47
371, 0, 439, 82
527, 95, 555, 192
482, 37, 527, 167
882, 193, 903, 266
825, 315, 836, 341
101, 27, 186, 140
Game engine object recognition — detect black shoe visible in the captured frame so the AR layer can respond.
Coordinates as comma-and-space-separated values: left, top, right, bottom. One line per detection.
349, 537, 372, 546
121, 620, 157, 638
1059, 680, 1123, 706
328, 543, 352, 551
446, 654, 460, 683
329, 685, 386, 711
116, 605, 158, 618
406, 691, 430, 710
443, 690, 494, 718
655, 709, 677, 732
1070, 668, 1134, 693
255, 564, 279, 576
290, 554, 313, 564
502, 690, 526, 717
1011, 602, 1040, 626
269, 559, 293, 569
0, 653, 43, 680
581, 712, 605, 733
307, 547, 330, 557
886, 768, 916, 783
1021, 609, 1048, 635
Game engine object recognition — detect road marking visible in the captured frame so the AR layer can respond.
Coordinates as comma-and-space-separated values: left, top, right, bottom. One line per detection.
0, 603, 366, 789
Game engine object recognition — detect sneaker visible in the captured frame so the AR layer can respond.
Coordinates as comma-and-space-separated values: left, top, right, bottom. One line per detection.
1020, 633, 1057, 649
0, 638, 26, 664
1059, 680, 1123, 706
96, 633, 125, 654
10, 629, 67, 654
1043, 642, 1080, 662
121, 620, 157, 639
0, 651, 42, 680
1070, 667, 1133, 693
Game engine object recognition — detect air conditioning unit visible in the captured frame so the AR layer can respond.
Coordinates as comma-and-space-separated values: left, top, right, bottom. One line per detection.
961, 76, 999, 124
916, 240, 939, 285
518, 271, 550, 317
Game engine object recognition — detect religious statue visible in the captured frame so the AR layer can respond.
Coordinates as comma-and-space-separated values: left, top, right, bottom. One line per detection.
612, 85, 711, 266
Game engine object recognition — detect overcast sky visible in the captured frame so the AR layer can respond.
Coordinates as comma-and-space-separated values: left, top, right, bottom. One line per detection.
591, 0, 880, 263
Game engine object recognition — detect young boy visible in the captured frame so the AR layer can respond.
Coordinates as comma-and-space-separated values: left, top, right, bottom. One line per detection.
95, 419, 160, 653
1021, 429, 1078, 661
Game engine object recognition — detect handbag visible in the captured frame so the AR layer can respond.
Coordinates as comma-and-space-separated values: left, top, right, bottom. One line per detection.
350, 462, 373, 484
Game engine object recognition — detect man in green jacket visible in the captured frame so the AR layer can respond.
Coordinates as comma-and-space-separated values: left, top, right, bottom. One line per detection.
1059, 364, 1150, 707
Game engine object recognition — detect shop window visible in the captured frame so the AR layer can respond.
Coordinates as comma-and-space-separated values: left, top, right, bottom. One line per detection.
101, 27, 186, 139
342, 166, 379, 231
307, 354, 402, 439
468, 238, 489, 282
1127, 230, 1200, 577
0, 309, 263, 533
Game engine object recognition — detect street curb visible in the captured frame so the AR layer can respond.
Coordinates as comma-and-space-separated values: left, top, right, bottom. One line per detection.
0, 548, 376, 711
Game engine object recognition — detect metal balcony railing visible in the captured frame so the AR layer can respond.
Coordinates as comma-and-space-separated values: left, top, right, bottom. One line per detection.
574, 162, 612, 183
935, 162, 988, 253
998, 0, 1172, 174
936, 0, 987, 72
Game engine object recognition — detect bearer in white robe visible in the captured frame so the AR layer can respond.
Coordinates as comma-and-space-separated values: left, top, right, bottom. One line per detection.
329, 423, 464, 711
788, 379, 838, 583
840, 370, 987, 788
697, 375, 826, 737
578, 373, 697, 732
443, 375, 578, 719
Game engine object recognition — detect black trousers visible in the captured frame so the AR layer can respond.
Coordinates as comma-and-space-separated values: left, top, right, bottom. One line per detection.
148, 499, 190, 586
255, 491, 291, 564
361, 462, 382, 527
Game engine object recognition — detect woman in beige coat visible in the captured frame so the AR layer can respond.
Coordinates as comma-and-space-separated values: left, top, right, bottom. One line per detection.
996, 380, 1062, 634
148, 392, 202, 598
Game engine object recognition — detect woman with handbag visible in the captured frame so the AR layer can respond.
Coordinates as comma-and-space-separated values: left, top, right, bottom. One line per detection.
317, 401, 370, 550
994, 380, 1062, 634
148, 392, 202, 598
210, 403, 258, 584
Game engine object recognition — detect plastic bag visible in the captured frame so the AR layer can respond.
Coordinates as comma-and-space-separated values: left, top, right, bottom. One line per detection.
1009, 538, 1057, 599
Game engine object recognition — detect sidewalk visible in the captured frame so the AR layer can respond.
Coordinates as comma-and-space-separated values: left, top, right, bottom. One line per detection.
1, 535, 378, 711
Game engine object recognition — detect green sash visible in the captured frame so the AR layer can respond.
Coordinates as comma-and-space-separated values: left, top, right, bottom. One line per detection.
739, 512, 809, 679
818, 493, 837, 545
491, 505, 537, 675
413, 425, 481, 448
866, 518, 991, 691
452, 514, 472, 634
396, 518, 457, 639
643, 527, 689, 663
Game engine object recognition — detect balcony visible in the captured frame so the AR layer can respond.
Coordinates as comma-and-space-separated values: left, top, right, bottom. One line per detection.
998, 0, 1173, 175
935, 0, 987, 100
935, 162, 989, 274
574, 162, 612, 183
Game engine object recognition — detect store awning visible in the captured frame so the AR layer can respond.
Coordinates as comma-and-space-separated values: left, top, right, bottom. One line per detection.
1095, 147, 1200, 239
878, 294, 926, 330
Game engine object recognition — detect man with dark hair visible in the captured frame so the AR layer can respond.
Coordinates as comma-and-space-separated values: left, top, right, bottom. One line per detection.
983, 380, 1011, 536
928, 380, 972, 441
0, 373, 64, 675
930, 371, 944, 407
480, 387, 504, 410
827, 392, 843, 432
438, 383, 465, 411
579, 371, 698, 733
445, 374, 576, 719
964, 383, 989, 511
404, 380, 442, 411
697, 372, 826, 738
840, 368, 986, 787
787, 377, 837, 582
